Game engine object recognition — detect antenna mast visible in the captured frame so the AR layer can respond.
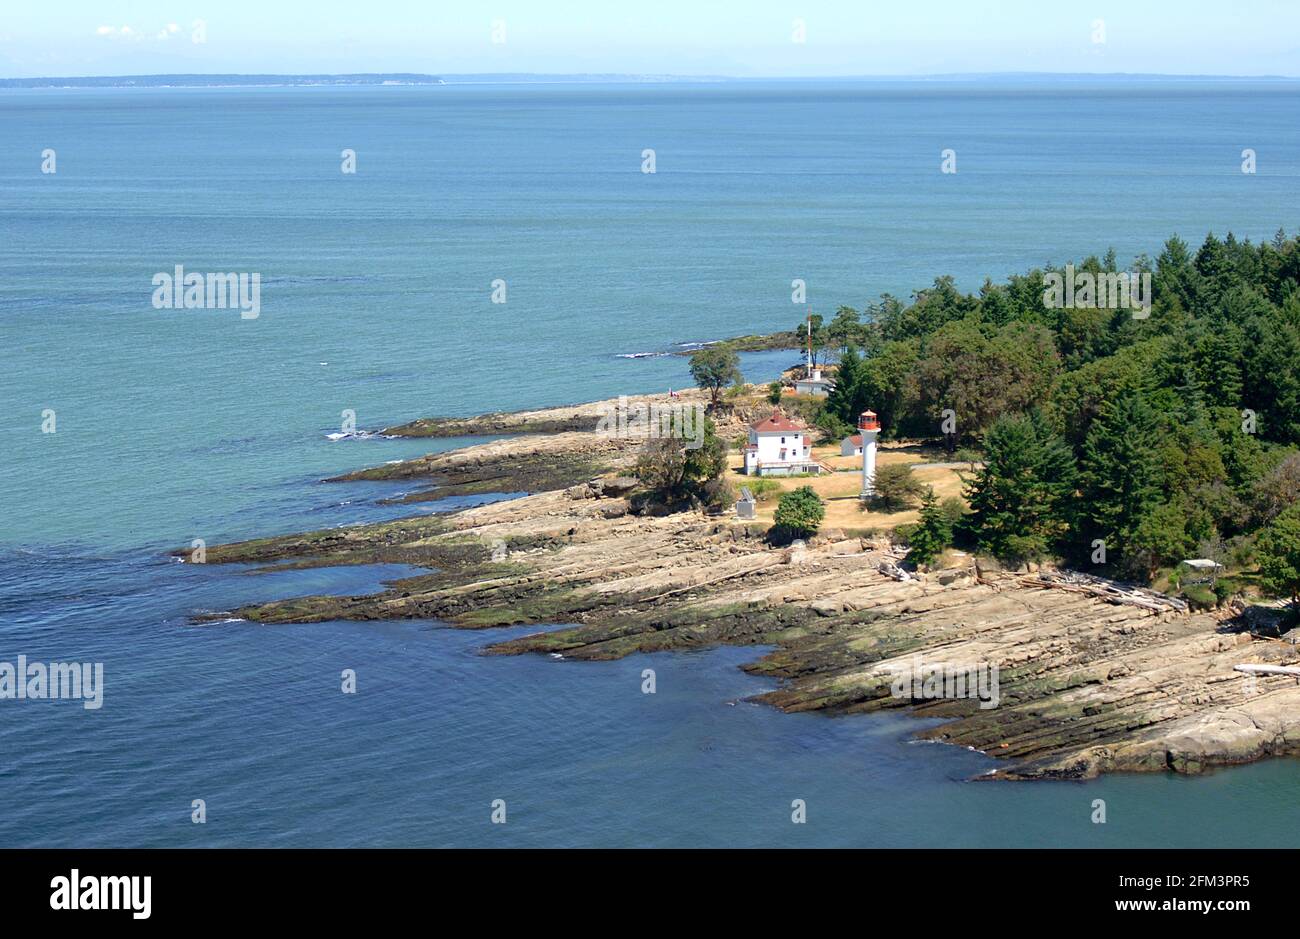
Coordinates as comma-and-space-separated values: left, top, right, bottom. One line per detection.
806, 309, 813, 372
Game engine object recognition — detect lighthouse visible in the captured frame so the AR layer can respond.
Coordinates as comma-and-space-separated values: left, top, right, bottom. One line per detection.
859, 409, 881, 496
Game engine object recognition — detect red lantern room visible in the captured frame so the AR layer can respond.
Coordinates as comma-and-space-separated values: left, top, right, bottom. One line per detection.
858, 410, 880, 432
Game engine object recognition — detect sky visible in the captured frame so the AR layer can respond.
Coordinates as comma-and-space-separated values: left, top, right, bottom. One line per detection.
1, 1, 1298, 79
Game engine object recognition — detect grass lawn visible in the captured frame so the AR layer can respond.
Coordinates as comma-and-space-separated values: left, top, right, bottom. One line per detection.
730, 441, 970, 531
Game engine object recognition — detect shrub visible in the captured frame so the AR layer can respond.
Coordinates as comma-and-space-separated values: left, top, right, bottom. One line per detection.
1227, 534, 1257, 570
634, 418, 728, 506
938, 497, 967, 538
771, 485, 825, 542
1258, 505, 1300, 609
906, 487, 952, 568
814, 408, 854, 443
700, 475, 735, 512
1182, 584, 1217, 610
871, 463, 926, 511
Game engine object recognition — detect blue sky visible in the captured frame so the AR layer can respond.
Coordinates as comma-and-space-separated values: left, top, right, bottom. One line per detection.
2, 1, 1298, 78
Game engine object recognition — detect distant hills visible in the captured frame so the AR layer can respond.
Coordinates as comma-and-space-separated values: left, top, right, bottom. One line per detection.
1, 71, 1296, 89
0, 74, 444, 88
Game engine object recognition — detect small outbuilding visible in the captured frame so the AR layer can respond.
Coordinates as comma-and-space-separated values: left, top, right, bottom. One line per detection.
794, 365, 834, 397
1178, 558, 1224, 584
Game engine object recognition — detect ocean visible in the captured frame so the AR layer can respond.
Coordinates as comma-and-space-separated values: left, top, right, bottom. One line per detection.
2, 80, 1299, 846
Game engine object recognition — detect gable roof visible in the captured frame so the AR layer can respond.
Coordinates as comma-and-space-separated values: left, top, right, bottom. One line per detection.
751, 408, 806, 433
845, 434, 863, 447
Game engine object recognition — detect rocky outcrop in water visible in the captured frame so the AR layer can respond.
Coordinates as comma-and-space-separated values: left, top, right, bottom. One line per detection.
189, 401, 1300, 780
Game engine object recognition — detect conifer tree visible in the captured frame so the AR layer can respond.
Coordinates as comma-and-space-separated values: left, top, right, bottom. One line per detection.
824, 344, 863, 425
964, 411, 1076, 564
1077, 390, 1165, 576
907, 487, 950, 568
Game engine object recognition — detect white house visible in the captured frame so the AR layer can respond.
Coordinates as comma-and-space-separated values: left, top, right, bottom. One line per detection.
794, 365, 834, 397
743, 409, 823, 476
840, 434, 863, 457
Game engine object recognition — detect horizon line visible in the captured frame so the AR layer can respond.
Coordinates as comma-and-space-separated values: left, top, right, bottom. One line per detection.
3, 69, 1300, 84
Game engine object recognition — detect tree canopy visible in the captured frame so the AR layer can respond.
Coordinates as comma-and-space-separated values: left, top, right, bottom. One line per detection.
688, 346, 741, 410
773, 486, 825, 541
816, 228, 1300, 582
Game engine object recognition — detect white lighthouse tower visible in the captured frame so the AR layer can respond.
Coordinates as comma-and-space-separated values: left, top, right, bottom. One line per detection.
859, 409, 881, 496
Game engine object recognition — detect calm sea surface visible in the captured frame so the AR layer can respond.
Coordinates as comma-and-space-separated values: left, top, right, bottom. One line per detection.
1, 81, 1299, 846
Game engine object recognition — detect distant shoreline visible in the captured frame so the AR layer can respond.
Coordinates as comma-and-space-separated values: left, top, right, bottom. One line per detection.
4, 71, 1299, 89
0, 73, 446, 89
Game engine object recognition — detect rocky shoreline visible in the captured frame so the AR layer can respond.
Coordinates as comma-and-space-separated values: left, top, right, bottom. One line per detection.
187, 393, 1300, 781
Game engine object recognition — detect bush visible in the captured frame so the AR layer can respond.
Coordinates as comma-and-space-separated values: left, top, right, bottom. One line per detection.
778, 395, 823, 424
939, 497, 967, 537
907, 487, 952, 568
771, 485, 825, 543
1227, 534, 1257, 570
814, 408, 854, 443
1182, 584, 1217, 610
700, 475, 735, 512
767, 381, 784, 405
999, 533, 1053, 568
1258, 505, 1300, 608
871, 463, 926, 511
633, 418, 728, 506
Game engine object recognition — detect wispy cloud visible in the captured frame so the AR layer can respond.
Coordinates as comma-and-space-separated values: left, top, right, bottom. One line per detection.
95, 23, 183, 43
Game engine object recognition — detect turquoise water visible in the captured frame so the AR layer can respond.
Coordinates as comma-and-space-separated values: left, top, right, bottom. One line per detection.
2, 81, 1299, 846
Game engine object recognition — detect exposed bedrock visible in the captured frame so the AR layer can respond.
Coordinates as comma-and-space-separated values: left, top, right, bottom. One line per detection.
189, 407, 1300, 781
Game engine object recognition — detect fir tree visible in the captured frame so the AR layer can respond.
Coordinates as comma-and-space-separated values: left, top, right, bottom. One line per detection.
907, 487, 950, 568
964, 411, 1076, 564
824, 344, 863, 425
1077, 390, 1165, 576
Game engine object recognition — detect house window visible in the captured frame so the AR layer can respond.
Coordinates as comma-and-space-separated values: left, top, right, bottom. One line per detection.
780, 437, 785, 444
